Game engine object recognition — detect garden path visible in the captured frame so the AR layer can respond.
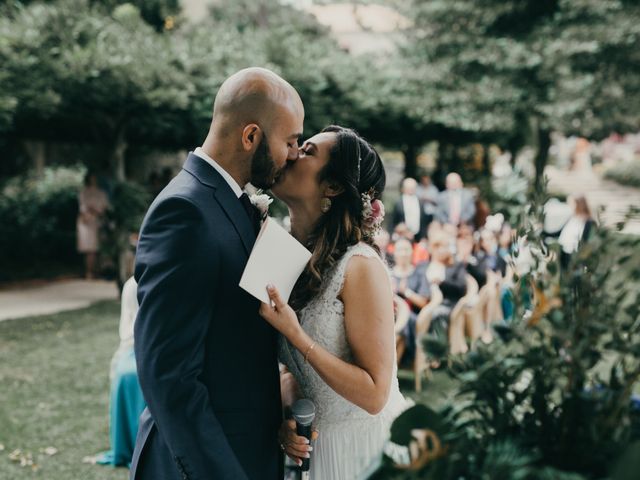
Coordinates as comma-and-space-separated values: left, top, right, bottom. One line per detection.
0, 279, 118, 322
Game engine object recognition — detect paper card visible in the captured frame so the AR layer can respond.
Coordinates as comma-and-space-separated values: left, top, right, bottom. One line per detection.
239, 217, 312, 304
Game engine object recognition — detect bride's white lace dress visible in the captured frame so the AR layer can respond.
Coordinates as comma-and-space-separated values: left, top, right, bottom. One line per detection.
279, 243, 410, 479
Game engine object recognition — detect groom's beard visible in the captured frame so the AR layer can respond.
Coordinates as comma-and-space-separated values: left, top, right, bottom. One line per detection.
250, 136, 280, 190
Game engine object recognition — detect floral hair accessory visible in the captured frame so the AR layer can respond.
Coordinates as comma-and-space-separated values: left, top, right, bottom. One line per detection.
249, 190, 273, 221
361, 188, 385, 237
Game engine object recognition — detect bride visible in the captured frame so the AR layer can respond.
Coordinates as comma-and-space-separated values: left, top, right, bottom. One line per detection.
260, 125, 409, 479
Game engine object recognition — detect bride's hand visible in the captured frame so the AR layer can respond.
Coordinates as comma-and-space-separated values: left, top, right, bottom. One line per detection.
278, 419, 319, 466
259, 285, 301, 340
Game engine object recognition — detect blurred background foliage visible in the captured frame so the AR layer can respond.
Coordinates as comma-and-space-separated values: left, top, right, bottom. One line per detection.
604, 159, 640, 188
0, 0, 638, 279
1, 0, 637, 179
0, 165, 83, 281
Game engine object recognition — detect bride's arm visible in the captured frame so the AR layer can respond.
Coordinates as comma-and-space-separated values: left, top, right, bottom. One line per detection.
260, 255, 395, 415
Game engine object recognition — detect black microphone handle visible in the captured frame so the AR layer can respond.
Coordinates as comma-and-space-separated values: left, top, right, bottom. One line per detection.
296, 422, 312, 472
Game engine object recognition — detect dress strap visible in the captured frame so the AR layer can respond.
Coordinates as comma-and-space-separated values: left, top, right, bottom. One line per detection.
325, 243, 384, 300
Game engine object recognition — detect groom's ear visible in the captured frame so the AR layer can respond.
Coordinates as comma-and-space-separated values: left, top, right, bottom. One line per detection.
241, 124, 262, 151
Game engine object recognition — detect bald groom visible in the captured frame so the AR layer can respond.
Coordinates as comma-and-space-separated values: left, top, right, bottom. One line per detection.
130, 68, 304, 480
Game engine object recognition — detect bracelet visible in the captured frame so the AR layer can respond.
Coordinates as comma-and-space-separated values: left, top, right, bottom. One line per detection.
303, 342, 316, 363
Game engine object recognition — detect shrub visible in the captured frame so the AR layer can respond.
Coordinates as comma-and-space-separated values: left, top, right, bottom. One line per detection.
0, 167, 152, 283
604, 160, 640, 188
0, 166, 85, 280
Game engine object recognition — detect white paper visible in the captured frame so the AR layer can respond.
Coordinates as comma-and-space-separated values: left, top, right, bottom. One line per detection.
239, 217, 312, 304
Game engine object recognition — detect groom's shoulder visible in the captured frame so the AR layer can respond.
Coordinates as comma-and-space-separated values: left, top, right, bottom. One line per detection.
141, 171, 206, 223
154, 169, 207, 205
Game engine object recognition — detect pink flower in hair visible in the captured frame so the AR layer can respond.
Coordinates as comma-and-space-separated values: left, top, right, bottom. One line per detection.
371, 199, 385, 223
361, 190, 385, 237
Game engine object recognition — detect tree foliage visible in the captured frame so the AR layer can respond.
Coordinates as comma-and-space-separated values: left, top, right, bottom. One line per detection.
0, 0, 179, 30
0, 0, 195, 178
397, 0, 640, 178
0, 0, 395, 176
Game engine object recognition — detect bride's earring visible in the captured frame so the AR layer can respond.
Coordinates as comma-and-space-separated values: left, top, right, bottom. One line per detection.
320, 197, 332, 213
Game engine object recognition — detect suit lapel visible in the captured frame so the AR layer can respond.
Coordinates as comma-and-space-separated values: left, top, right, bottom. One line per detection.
183, 153, 255, 255
213, 185, 256, 255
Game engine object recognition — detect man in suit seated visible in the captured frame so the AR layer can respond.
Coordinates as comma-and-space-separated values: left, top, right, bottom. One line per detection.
435, 173, 476, 228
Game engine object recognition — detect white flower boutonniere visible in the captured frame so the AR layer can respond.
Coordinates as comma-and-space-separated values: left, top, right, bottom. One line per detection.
250, 190, 273, 221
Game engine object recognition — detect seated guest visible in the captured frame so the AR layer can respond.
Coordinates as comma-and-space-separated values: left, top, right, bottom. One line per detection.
425, 231, 467, 334
391, 238, 431, 366
435, 173, 476, 227
413, 236, 430, 265
441, 221, 460, 241
389, 222, 429, 265
498, 222, 514, 260
373, 229, 394, 266
473, 189, 491, 230
461, 229, 506, 288
463, 229, 505, 342
496, 223, 517, 321
478, 229, 507, 278
96, 276, 146, 467
392, 221, 415, 243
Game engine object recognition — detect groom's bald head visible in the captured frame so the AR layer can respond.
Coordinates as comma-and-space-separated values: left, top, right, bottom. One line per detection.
211, 67, 303, 137
202, 67, 304, 189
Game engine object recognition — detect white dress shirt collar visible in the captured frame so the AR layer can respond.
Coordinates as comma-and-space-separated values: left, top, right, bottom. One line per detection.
193, 147, 243, 198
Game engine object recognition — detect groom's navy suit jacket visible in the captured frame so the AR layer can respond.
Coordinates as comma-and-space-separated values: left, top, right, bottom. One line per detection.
130, 154, 282, 480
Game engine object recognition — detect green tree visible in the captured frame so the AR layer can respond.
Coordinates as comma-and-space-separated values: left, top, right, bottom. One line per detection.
99, 0, 180, 31
206, 0, 391, 142
0, 0, 197, 284
0, 0, 194, 180
400, 0, 640, 183
1, 0, 180, 30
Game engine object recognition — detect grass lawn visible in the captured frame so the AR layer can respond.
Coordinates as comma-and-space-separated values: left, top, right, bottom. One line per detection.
0, 301, 127, 480
0, 300, 458, 479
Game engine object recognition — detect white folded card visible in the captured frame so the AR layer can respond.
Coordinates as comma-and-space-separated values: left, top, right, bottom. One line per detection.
240, 217, 312, 304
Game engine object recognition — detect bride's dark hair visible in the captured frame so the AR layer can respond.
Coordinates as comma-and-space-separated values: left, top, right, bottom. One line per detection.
289, 125, 386, 311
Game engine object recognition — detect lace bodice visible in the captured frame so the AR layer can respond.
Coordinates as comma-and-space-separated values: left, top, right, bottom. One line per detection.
279, 242, 404, 428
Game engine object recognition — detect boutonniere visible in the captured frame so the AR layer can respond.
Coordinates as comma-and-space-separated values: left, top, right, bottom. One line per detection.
250, 190, 273, 221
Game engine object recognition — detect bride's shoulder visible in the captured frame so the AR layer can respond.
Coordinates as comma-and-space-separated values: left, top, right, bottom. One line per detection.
341, 243, 389, 284
345, 241, 379, 258
339, 248, 391, 303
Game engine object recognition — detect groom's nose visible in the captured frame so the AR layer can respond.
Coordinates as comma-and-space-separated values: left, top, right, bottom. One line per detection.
287, 148, 300, 162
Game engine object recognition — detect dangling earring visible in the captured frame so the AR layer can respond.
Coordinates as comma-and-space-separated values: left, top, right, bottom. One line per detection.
320, 197, 332, 213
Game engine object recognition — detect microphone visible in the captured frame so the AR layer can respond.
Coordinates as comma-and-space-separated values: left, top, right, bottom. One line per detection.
291, 399, 316, 477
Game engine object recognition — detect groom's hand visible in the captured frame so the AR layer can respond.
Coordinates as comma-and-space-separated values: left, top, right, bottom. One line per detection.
278, 419, 319, 467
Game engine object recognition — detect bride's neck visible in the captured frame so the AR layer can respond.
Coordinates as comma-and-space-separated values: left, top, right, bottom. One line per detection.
288, 204, 321, 244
